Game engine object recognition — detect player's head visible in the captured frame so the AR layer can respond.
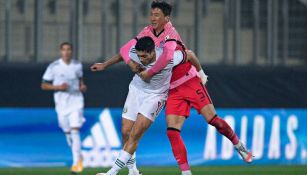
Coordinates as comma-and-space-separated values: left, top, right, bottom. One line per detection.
60, 42, 73, 61
135, 36, 156, 65
150, 1, 172, 31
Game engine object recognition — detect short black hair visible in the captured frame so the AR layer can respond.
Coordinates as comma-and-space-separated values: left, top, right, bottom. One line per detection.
151, 1, 172, 16
135, 36, 155, 53
60, 42, 73, 50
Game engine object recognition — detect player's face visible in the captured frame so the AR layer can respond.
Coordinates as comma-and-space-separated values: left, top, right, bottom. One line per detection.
137, 50, 155, 66
60, 45, 72, 62
150, 8, 169, 32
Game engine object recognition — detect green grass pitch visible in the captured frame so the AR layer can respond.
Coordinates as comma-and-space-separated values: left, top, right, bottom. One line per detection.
0, 166, 307, 175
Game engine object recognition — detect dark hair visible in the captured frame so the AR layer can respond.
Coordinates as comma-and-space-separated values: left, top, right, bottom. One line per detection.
60, 42, 73, 49
151, 1, 172, 16
135, 36, 155, 53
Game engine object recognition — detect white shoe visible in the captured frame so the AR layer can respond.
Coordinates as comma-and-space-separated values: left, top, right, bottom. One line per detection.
96, 173, 106, 175
235, 142, 253, 163
128, 170, 142, 175
182, 170, 192, 175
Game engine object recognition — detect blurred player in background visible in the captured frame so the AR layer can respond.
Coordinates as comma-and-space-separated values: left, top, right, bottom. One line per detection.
41, 42, 87, 174
91, 36, 187, 175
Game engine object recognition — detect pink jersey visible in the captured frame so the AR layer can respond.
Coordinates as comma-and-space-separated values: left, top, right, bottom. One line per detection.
120, 22, 199, 89
137, 22, 183, 49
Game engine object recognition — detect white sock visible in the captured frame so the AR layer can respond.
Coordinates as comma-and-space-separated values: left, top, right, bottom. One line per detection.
107, 150, 132, 175
71, 130, 81, 165
234, 141, 242, 149
65, 133, 72, 147
127, 152, 139, 174
182, 170, 192, 175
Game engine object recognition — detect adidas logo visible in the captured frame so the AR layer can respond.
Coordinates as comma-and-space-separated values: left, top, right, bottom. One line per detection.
81, 109, 122, 167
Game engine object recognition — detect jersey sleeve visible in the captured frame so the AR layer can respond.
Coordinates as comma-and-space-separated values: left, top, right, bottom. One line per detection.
136, 26, 149, 39
42, 65, 54, 83
120, 39, 137, 64
173, 50, 186, 66
128, 46, 139, 63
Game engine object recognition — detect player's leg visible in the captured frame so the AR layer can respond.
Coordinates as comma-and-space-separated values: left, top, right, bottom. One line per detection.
122, 118, 141, 175
121, 85, 142, 175
57, 113, 72, 146
194, 83, 253, 163
99, 114, 153, 175
166, 115, 192, 175
70, 127, 82, 172
65, 131, 72, 147
165, 89, 192, 175
200, 104, 252, 163
69, 110, 85, 173
200, 104, 240, 144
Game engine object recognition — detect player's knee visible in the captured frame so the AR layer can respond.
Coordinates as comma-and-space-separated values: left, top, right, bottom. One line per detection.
128, 131, 142, 143
122, 127, 131, 137
71, 127, 80, 131
166, 127, 181, 139
209, 115, 226, 131
201, 105, 217, 122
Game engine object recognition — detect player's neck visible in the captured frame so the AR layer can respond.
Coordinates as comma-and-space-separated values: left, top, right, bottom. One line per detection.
62, 58, 71, 65
154, 21, 169, 35
154, 28, 164, 35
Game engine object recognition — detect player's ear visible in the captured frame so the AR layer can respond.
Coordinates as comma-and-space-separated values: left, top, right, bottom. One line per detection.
165, 16, 170, 22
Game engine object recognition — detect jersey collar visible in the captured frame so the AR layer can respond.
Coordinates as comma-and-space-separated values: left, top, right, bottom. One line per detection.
152, 21, 173, 37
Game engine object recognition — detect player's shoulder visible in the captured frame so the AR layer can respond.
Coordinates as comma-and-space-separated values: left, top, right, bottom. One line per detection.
142, 25, 152, 32
47, 59, 61, 69
71, 59, 81, 65
71, 59, 83, 69
138, 25, 153, 36
164, 22, 179, 38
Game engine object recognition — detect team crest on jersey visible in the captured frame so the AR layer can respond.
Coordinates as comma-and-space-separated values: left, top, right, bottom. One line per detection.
159, 35, 170, 48
159, 41, 165, 48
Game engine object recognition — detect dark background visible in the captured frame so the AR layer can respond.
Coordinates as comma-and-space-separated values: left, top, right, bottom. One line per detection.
1, 63, 306, 108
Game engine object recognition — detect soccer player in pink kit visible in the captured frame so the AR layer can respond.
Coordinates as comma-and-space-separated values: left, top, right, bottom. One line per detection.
93, 1, 252, 175
121, 1, 253, 175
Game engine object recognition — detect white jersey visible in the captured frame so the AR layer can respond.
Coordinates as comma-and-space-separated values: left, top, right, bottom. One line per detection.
128, 47, 184, 94
42, 59, 84, 116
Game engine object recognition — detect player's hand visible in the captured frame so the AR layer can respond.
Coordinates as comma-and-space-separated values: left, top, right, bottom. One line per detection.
127, 60, 145, 73
139, 70, 152, 82
79, 83, 87, 92
57, 83, 69, 91
91, 63, 107, 72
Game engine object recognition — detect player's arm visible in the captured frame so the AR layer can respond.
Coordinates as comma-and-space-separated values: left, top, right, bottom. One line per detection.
90, 54, 123, 72
186, 50, 208, 85
41, 81, 68, 91
91, 53, 143, 73
79, 78, 87, 92
41, 65, 69, 91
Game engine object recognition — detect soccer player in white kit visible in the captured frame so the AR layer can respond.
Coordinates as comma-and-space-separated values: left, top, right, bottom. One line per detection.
91, 36, 186, 175
41, 42, 87, 174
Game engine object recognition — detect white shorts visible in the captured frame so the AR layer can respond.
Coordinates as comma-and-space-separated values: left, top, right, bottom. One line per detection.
57, 110, 85, 132
122, 85, 167, 122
